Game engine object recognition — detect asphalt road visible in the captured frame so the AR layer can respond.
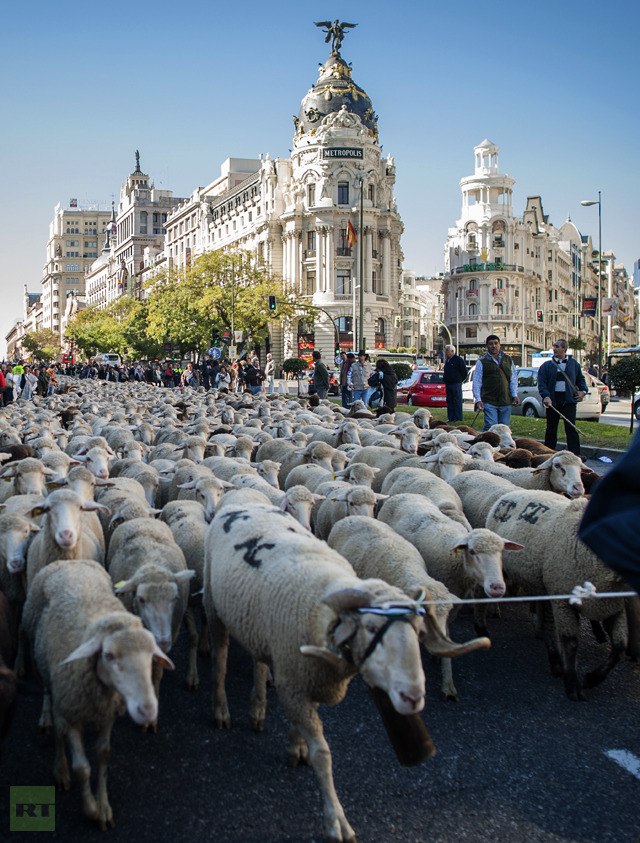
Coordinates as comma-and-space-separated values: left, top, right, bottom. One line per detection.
2, 603, 639, 843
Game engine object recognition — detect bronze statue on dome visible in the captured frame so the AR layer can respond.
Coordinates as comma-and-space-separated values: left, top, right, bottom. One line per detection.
314, 20, 357, 56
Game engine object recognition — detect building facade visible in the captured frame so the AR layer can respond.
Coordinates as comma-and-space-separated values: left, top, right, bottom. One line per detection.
40, 205, 112, 339
156, 42, 404, 362
440, 140, 627, 365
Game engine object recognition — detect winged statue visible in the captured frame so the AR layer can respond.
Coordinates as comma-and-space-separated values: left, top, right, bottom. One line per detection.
314, 20, 357, 55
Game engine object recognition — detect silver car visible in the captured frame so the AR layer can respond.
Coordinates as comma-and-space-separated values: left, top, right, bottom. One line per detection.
513, 367, 601, 421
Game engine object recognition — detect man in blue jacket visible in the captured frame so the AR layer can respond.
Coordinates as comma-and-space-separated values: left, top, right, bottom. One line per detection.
537, 338, 587, 456
443, 344, 468, 422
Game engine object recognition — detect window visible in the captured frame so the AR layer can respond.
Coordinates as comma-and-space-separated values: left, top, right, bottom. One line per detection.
495, 278, 504, 289
338, 182, 349, 205
308, 184, 315, 206
307, 230, 316, 252
469, 303, 478, 316
372, 270, 377, 293
337, 228, 351, 256
337, 269, 351, 295
336, 316, 353, 333
140, 212, 147, 234
368, 184, 375, 204
466, 327, 477, 338
494, 303, 504, 316
303, 272, 315, 296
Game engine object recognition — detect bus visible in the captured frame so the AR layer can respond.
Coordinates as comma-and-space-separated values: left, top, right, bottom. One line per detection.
367, 351, 423, 369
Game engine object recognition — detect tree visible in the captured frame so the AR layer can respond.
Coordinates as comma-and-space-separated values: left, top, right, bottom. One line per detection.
146, 250, 306, 358
65, 298, 162, 361
21, 330, 61, 362
609, 355, 640, 432
391, 362, 412, 382
282, 356, 308, 396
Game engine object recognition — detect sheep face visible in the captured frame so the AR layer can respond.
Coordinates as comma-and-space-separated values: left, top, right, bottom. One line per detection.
354, 610, 425, 715
0, 515, 39, 574
32, 492, 107, 550
130, 581, 179, 653
63, 626, 172, 726
451, 530, 522, 598
537, 454, 585, 498
183, 439, 206, 464
76, 447, 112, 480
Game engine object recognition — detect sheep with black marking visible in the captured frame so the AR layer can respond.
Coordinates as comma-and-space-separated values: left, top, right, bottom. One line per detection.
22, 559, 172, 828
450, 471, 518, 529
486, 489, 628, 700
204, 502, 430, 843
327, 516, 491, 701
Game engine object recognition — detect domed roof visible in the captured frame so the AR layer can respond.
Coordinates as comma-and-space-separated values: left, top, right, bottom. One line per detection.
295, 54, 378, 139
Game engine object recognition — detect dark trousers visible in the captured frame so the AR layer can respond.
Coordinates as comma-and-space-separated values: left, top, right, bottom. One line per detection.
341, 385, 351, 408
545, 394, 579, 455
446, 383, 463, 421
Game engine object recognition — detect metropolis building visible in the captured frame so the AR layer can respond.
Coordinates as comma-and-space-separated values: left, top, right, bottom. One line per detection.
155, 31, 404, 361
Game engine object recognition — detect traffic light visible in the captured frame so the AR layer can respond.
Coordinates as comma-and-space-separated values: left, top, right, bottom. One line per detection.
536, 310, 544, 323
268, 295, 277, 311
212, 328, 219, 345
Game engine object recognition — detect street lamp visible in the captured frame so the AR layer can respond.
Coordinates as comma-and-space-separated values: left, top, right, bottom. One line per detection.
580, 192, 602, 377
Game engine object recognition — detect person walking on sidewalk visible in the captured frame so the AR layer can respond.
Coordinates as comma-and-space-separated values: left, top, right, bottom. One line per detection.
537, 338, 587, 456
443, 344, 467, 422
311, 350, 329, 399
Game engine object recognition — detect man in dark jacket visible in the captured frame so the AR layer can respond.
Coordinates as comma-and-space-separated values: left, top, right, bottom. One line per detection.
339, 352, 354, 407
311, 350, 329, 400
537, 339, 587, 456
443, 344, 467, 422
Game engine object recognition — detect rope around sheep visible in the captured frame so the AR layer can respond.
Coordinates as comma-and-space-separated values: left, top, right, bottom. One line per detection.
357, 582, 637, 616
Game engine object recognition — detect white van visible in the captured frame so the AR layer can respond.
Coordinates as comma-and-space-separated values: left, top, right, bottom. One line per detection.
101, 353, 122, 367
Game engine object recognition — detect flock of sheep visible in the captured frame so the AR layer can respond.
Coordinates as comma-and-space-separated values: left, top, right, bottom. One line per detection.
0, 377, 637, 842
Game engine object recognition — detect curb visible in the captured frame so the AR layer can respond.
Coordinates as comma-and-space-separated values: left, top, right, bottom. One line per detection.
555, 442, 626, 461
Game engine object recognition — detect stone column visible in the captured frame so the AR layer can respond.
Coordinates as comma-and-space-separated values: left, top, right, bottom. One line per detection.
315, 229, 323, 293
381, 231, 390, 297
325, 228, 334, 295
365, 227, 372, 293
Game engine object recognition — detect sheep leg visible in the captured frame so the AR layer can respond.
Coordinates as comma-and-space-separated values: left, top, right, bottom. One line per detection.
249, 660, 268, 732
624, 596, 640, 661
538, 603, 563, 677
39, 689, 53, 733
210, 615, 231, 729
53, 722, 70, 791
287, 725, 309, 766
198, 605, 210, 658
280, 692, 355, 843
66, 724, 99, 821
440, 657, 458, 702
143, 663, 163, 733
183, 607, 199, 691
553, 604, 586, 701
94, 719, 115, 830
583, 609, 627, 689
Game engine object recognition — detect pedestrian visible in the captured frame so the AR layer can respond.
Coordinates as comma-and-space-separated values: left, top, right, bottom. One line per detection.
369, 358, 398, 409
265, 353, 276, 394
347, 349, 372, 404
578, 428, 640, 597
340, 352, 354, 407
201, 355, 211, 390
19, 365, 38, 400
46, 366, 57, 396
37, 365, 50, 396
587, 363, 598, 377
443, 344, 468, 422
244, 358, 265, 395
180, 362, 198, 388
472, 334, 520, 431
3, 365, 14, 405
537, 338, 587, 456
311, 350, 329, 400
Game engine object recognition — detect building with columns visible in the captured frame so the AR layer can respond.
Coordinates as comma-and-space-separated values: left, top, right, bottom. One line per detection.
440, 139, 623, 365
156, 39, 404, 362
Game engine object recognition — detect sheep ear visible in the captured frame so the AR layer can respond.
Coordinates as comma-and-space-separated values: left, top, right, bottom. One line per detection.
152, 645, 175, 670
61, 635, 103, 663
419, 454, 438, 464
0, 464, 18, 477
312, 493, 326, 503
28, 503, 51, 518
73, 454, 88, 463
177, 481, 196, 490
375, 493, 389, 502
503, 541, 525, 551
279, 497, 288, 511
174, 569, 197, 584
299, 645, 342, 667
82, 501, 110, 515
0, 453, 11, 462
114, 579, 137, 594
219, 480, 235, 489
451, 538, 469, 553
28, 522, 40, 532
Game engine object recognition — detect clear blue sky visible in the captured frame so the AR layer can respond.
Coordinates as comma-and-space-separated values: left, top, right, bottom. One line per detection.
1, 0, 638, 355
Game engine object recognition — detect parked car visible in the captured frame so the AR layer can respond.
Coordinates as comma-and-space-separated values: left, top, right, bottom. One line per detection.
586, 372, 610, 411
402, 370, 448, 407
307, 368, 340, 396
512, 367, 601, 421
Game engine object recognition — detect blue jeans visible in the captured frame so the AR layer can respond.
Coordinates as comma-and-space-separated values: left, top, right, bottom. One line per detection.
250, 385, 263, 395
352, 389, 368, 404
446, 383, 463, 421
482, 403, 512, 431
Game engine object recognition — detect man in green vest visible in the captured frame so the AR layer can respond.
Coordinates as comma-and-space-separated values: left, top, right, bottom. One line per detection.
472, 334, 520, 431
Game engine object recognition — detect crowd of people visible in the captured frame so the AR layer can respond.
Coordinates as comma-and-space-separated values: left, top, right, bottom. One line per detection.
0, 361, 60, 405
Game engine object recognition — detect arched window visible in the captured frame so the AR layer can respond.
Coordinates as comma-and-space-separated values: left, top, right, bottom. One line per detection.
469, 279, 477, 291
469, 303, 478, 316
495, 277, 504, 289
494, 303, 504, 316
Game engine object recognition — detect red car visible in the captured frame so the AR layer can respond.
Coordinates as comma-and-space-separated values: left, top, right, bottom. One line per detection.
406, 370, 447, 406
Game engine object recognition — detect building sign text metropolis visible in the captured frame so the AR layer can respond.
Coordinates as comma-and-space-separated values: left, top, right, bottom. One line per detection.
323, 148, 363, 159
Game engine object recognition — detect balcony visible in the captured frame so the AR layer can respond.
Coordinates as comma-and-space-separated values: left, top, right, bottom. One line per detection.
466, 289, 479, 298
492, 288, 506, 295
336, 248, 352, 257
451, 263, 524, 274
303, 249, 316, 259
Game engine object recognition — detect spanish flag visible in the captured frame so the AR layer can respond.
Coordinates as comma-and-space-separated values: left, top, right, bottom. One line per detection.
347, 220, 357, 247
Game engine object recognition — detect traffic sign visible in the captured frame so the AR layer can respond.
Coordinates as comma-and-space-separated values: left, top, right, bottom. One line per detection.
209, 347, 221, 359
229, 347, 237, 359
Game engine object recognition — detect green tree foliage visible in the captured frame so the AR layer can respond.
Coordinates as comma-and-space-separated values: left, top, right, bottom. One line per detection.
282, 357, 308, 375
391, 362, 413, 381
146, 250, 304, 357
568, 337, 587, 352
21, 330, 61, 362
609, 356, 640, 398
65, 298, 160, 360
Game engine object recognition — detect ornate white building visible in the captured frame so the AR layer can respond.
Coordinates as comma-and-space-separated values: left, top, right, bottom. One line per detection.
442, 140, 615, 365
156, 40, 404, 362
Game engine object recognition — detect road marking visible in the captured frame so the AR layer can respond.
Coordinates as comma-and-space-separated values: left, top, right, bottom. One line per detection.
605, 750, 640, 780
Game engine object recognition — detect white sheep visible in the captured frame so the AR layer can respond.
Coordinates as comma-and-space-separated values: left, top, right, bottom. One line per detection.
420, 445, 473, 483
381, 466, 471, 529
277, 441, 336, 489
450, 471, 518, 529
312, 481, 386, 541
486, 489, 628, 700
26, 489, 108, 589
327, 516, 491, 701
378, 494, 523, 634
22, 559, 173, 828
345, 445, 419, 492
462, 450, 585, 498
0, 458, 56, 504
203, 502, 429, 843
